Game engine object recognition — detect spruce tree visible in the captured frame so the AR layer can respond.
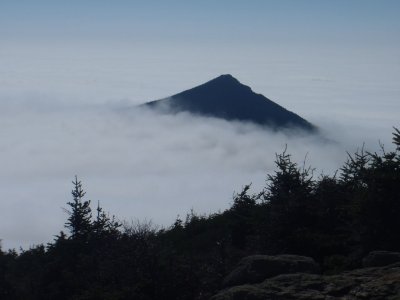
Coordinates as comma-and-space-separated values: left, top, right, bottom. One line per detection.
393, 127, 400, 150
65, 176, 92, 240
92, 201, 121, 238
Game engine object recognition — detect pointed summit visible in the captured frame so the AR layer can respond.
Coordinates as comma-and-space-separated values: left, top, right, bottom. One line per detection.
143, 75, 316, 132
208, 74, 241, 84
178, 74, 251, 96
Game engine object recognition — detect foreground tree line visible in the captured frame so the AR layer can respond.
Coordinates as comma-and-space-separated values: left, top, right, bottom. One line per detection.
1, 128, 400, 300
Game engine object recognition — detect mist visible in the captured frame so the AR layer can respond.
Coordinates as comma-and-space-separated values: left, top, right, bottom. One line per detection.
0, 92, 397, 250
1, 39, 399, 251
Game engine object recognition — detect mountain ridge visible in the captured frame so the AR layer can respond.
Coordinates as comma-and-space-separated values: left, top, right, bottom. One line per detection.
142, 74, 317, 132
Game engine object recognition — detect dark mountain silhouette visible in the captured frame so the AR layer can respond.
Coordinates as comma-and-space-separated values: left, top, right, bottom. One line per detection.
142, 74, 316, 132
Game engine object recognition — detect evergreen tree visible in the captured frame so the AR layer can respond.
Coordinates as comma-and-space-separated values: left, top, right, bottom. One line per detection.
92, 201, 121, 238
64, 176, 92, 240
229, 184, 259, 249
393, 127, 400, 150
263, 149, 315, 254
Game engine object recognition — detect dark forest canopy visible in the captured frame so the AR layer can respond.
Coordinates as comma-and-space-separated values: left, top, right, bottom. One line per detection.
1, 128, 399, 300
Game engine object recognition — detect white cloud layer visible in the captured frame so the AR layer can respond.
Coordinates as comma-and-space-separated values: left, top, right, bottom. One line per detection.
0, 42, 399, 250
0, 99, 397, 250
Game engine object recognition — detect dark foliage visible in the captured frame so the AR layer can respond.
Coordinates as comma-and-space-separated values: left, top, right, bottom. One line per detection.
1, 128, 399, 299
65, 176, 93, 241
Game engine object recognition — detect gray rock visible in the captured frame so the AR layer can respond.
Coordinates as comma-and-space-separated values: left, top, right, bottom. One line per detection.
362, 251, 400, 268
212, 262, 400, 300
222, 254, 320, 287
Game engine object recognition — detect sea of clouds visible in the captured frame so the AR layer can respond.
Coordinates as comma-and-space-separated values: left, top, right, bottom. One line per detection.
0, 98, 397, 250
0, 43, 398, 250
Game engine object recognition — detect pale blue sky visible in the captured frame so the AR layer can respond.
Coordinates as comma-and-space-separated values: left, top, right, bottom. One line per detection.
1, 0, 399, 45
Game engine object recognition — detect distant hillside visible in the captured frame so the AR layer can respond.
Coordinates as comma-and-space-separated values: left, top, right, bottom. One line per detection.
142, 74, 316, 132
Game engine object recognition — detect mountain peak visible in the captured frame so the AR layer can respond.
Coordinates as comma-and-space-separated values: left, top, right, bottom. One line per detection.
213, 74, 238, 81
219, 74, 234, 78
201, 74, 244, 87
142, 75, 317, 132
178, 74, 253, 99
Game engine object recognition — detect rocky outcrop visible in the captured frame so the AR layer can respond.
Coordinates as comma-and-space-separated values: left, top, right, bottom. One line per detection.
362, 251, 400, 268
212, 253, 400, 300
222, 255, 320, 287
